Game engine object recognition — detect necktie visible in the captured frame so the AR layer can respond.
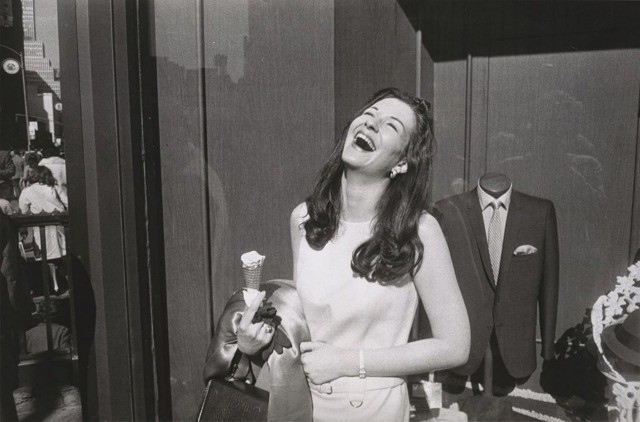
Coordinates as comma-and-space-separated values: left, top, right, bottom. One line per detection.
488, 200, 502, 283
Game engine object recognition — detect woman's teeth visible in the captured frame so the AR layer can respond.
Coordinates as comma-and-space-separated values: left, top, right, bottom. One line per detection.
355, 134, 375, 152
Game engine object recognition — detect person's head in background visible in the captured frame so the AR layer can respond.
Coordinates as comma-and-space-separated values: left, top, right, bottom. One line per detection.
24, 152, 40, 169
305, 87, 435, 283
41, 147, 60, 159
25, 166, 57, 188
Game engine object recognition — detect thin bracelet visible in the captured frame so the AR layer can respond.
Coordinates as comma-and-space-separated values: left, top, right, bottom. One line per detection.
358, 349, 366, 379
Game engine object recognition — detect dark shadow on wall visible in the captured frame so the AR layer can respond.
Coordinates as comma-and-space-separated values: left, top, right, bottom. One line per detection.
67, 254, 95, 403
397, 0, 640, 62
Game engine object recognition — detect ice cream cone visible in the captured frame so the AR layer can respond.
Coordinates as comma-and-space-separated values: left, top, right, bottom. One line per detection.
241, 251, 266, 290
243, 265, 263, 290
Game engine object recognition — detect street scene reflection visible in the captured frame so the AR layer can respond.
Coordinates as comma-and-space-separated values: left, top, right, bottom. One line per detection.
1, 0, 77, 420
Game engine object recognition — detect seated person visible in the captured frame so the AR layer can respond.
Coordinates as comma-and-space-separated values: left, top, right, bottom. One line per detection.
25, 299, 71, 354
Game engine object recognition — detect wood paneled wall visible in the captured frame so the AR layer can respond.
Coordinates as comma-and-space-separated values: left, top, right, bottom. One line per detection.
335, 0, 420, 136
484, 46, 640, 333
155, 1, 334, 419
424, 1, 640, 341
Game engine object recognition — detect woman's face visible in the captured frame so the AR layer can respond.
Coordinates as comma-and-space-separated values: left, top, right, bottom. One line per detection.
342, 97, 417, 178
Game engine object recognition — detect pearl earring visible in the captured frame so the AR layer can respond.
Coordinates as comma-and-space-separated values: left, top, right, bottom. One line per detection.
390, 161, 408, 179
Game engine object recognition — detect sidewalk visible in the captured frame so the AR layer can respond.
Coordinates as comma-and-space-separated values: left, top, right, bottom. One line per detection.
14, 385, 81, 422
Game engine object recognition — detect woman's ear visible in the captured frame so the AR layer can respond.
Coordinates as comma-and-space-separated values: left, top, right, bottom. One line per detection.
389, 160, 408, 179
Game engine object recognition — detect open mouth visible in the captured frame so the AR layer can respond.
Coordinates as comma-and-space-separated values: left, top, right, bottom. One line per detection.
354, 133, 376, 152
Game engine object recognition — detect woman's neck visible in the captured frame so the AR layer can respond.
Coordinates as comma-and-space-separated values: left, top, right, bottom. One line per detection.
340, 172, 387, 222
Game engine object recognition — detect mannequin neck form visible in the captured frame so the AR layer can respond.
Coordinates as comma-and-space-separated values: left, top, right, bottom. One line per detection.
479, 172, 511, 199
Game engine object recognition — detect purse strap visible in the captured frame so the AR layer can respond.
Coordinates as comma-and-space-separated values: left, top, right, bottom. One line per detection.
53, 187, 67, 211
196, 380, 213, 422
197, 349, 244, 422
224, 348, 244, 381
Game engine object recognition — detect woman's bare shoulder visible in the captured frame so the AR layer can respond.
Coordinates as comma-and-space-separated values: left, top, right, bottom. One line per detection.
418, 211, 441, 232
418, 211, 447, 246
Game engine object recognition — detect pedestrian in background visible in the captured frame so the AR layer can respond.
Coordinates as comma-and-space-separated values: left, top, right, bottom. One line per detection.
19, 166, 68, 293
20, 152, 41, 191
38, 148, 66, 193
10, 151, 24, 200
0, 150, 16, 206
0, 210, 35, 421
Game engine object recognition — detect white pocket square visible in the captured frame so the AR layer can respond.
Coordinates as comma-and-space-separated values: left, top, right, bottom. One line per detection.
514, 245, 537, 256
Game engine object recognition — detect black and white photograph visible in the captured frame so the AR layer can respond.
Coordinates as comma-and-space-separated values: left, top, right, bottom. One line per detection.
1, 1, 639, 421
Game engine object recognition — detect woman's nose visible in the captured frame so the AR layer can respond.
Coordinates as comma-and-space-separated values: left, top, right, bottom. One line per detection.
364, 117, 378, 132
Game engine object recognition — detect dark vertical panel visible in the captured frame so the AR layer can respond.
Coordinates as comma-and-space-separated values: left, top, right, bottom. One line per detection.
79, 0, 165, 419
153, 0, 209, 418
76, 0, 106, 417
633, 107, 640, 263
138, 0, 173, 417
486, 42, 640, 336
67, 0, 172, 418
56, 0, 96, 418
110, 1, 144, 418
85, 1, 139, 419
423, 3, 468, 201
335, 0, 417, 137
111, 0, 163, 419
418, 19, 435, 202
466, 1, 492, 187
418, 29, 434, 108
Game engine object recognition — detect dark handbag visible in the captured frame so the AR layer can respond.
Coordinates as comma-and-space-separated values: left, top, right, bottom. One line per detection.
197, 350, 269, 421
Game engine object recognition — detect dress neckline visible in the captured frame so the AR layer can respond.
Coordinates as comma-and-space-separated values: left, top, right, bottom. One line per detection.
339, 218, 373, 225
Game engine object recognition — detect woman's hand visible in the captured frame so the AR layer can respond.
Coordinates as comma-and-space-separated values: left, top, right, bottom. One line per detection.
237, 291, 275, 356
300, 341, 355, 385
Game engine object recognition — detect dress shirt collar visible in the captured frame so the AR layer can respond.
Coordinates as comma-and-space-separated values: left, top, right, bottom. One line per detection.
477, 180, 512, 211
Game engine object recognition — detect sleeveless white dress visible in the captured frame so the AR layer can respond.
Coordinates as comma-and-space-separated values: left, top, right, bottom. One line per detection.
296, 218, 418, 422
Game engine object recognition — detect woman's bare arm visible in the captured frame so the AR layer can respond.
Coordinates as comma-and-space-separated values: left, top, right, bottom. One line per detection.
300, 213, 470, 384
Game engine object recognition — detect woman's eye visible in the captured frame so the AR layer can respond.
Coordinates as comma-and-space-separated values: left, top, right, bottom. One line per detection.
387, 123, 398, 132
363, 111, 373, 117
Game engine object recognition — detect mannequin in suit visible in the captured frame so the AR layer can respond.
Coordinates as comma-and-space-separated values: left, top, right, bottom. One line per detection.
431, 172, 559, 396
478, 172, 511, 198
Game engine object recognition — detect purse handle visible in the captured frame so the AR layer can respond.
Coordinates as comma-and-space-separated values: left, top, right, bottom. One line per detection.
54, 187, 67, 211
225, 348, 244, 381
197, 349, 244, 422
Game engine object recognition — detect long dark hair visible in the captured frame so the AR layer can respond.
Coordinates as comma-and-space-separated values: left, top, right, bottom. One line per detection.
304, 87, 435, 283
28, 165, 57, 187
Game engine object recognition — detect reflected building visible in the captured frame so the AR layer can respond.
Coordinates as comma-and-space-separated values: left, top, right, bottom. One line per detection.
20, 0, 61, 148
24, 40, 60, 100
22, 0, 60, 100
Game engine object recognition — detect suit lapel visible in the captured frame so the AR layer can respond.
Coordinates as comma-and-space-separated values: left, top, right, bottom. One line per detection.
465, 189, 496, 288
497, 191, 522, 287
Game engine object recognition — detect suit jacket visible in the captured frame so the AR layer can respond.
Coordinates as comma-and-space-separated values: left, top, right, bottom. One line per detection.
432, 189, 559, 378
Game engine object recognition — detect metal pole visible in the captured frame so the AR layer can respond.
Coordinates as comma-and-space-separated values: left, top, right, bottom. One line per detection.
0, 44, 30, 150
19, 52, 30, 151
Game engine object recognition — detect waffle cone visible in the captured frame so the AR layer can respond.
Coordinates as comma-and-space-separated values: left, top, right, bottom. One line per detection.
243, 265, 263, 290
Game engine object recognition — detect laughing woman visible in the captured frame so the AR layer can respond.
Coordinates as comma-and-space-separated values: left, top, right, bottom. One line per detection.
239, 87, 469, 421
